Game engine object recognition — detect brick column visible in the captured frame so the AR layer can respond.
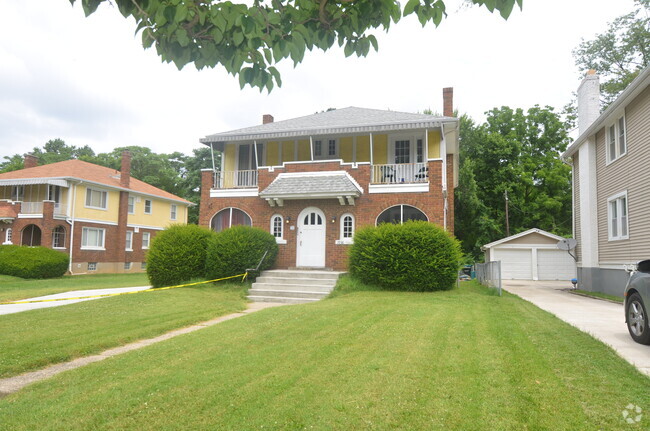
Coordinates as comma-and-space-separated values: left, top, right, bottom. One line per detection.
41, 200, 55, 248
199, 169, 213, 226
116, 191, 129, 264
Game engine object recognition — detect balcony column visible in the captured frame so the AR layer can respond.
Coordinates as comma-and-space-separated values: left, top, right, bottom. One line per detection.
309, 136, 314, 161
369, 133, 374, 165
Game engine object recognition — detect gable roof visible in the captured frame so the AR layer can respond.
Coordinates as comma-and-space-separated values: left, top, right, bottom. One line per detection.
563, 65, 650, 157
482, 228, 565, 249
201, 106, 457, 144
0, 160, 191, 204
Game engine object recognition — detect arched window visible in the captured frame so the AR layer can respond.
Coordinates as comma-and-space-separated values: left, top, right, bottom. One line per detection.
52, 225, 66, 248
270, 214, 286, 243
376, 205, 428, 225
3, 228, 12, 245
21, 224, 42, 246
338, 213, 355, 244
210, 208, 252, 232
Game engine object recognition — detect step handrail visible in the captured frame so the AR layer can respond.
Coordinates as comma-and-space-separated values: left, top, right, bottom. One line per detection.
246, 248, 270, 279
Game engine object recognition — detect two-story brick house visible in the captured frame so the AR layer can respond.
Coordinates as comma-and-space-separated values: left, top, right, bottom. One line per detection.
199, 89, 459, 271
563, 67, 650, 295
0, 151, 192, 274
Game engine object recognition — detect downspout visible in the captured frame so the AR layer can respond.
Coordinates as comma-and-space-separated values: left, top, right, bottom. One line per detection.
67, 180, 81, 274
440, 123, 448, 231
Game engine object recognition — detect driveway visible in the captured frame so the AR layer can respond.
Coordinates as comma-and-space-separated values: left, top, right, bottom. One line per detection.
0, 286, 151, 316
502, 280, 650, 377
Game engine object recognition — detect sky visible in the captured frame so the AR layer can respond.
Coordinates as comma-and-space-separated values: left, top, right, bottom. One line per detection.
0, 0, 637, 160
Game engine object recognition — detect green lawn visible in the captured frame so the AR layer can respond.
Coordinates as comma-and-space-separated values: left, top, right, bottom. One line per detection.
0, 282, 247, 378
0, 273, 150, 302
1, 278, 648, 430
573, 289, 624, 303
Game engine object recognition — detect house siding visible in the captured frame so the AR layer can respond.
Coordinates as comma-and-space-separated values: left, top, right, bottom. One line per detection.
596, 84, 650, 264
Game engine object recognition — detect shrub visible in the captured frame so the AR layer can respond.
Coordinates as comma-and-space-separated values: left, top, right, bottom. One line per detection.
0, 245, 68, 279
349, 221, 462, 291
205, 226, 278, 280
147, 224, 216, 288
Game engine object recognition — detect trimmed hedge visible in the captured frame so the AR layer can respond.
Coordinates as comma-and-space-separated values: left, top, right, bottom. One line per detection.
0, 245, 69, 279
146, 224, 216, 288
205, 226, 278, 280
349, 221, 462, 291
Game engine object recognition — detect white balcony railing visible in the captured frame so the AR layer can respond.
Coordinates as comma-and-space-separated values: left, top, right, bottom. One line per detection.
371, 163, 428, 184
213, 170, 258, 189
20, 201, 43, 214
54, 203, 68, 217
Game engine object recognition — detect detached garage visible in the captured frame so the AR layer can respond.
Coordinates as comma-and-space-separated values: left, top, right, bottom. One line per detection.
482, 229, 576, 281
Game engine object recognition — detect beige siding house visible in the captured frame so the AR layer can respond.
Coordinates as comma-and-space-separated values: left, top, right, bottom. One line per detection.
563, 67, 650, 295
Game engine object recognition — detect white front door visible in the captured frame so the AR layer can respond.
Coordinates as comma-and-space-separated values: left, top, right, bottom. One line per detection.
297, 207, 326, 267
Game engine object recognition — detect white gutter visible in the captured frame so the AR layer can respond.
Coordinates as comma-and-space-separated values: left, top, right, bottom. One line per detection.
440, 123, 448, 231
68, 180, 81, 274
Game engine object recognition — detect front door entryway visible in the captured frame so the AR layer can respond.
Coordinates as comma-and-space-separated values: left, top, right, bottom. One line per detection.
296, 207, 326, 267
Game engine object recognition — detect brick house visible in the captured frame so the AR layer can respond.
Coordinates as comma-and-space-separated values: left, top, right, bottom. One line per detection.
199, 89, 459, 271
0, 152, 192, 274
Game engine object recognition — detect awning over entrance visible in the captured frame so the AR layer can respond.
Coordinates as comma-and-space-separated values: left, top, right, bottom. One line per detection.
260, 171, 362, 207
0, 178, 69, 187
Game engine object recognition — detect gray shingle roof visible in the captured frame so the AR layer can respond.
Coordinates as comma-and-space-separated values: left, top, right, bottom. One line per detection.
201, 107, 455, 144
260, 173, 362, 198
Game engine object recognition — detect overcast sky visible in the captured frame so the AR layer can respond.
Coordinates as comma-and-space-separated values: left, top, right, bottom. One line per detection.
0, 0, 636, 160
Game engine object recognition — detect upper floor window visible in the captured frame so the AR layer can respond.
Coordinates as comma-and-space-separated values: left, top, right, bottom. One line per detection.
144, 199, 152, 214
608, 191, 629, 241
85, 188, 107, 210
313, 138, 338, 159
376, 205, 428, 225
606, 115, 626, 164
52, 225, 66, 248
11, 185, 24, 201
389, 135, 426, 164
211, 207, 252, 232
81, 227, 105, 250
128, 197, 135, 214
170, 204, 177, 220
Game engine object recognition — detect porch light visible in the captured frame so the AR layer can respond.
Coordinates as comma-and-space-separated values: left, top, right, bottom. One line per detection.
331, 216, 337, 223
286, 216, 291, 224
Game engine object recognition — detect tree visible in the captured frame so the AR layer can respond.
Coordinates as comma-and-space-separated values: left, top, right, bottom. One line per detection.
70, 0, 521, 92
455, 106, 572, 257
573, 0, 650, 107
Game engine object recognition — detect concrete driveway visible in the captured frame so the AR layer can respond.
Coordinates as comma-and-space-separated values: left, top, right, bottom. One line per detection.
502, 280, 650, 377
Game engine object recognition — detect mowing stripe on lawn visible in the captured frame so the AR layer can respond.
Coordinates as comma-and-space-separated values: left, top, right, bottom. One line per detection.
0, 273, 248, 305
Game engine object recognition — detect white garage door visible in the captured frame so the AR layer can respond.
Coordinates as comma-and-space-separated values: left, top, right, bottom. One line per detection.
537, 249, 576, 280
492, 248, 532, 279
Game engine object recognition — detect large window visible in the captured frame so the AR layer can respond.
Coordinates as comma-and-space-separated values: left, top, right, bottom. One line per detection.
52, 226, 66, 248
81, 227, 105, 249
608, 192, 629, 241
376, 205, 428, 225
85, 188, 107, 209
211, 208, 252, 232
607, 116, 627, 163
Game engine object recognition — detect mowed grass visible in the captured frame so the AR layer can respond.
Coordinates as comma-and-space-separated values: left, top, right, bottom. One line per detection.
573, 289, 624, 303
0, 282, 248, 378
1, 278, 648, 430
0, 273, 150, 302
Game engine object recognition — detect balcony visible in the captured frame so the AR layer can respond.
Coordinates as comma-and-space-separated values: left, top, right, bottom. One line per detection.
370, 163, 428, 184
15, 201, 68, 217
213, 170, 258, 189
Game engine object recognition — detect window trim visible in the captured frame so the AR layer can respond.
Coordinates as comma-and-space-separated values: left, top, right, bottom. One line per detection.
337, 213, 355, 244
170, 204, 177, 221
3, 228, 12, 245
144, 199, 152, 215
128, 196, 135, 215
210, 207, 253, 232
125, 230, 133, 251
11, 185, 24, 201
607, 191, 629, 241
375, 204, 429, 226
605, 114, 627, 165
388, 134, 426, 164
312, 138, 339, 160
270, 214, 286, 244
142, 232, 151, 249
85, 187, 108, 210
81, 227, 106, 250
52, 225, 66, 249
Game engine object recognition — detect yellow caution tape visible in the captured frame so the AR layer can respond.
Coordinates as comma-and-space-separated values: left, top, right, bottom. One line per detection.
0, 272, 248, 305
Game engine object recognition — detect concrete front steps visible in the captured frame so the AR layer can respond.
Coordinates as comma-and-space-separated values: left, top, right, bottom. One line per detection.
248, 269, 344, 304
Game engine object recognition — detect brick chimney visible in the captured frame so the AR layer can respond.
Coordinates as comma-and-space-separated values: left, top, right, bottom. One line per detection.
24, 154, 38, 169
262, 114, 274, 124
577, 70, 600, 135
443, 87, 453, 117
120, 150, 131, 188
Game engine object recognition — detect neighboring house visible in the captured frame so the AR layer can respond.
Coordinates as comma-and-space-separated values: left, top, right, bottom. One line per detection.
199, 89, 459, 271
563, 67, 650, 295
482, 228, 576, 281
0, 152, 192, 274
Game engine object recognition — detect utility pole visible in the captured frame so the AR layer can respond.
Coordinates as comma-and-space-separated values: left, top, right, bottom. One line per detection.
504, 190, 510, 237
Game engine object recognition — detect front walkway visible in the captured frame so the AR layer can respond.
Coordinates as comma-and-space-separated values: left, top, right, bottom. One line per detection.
0, 286, 152, 316
502, 280, 650, 377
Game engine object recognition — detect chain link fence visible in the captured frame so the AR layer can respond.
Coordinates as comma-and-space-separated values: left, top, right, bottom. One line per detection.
475, 261, 502, 296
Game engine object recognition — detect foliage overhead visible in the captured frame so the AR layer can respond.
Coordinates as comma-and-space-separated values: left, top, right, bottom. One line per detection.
573, 0, 650, 107
69, 0, 521, 91
454, 107, 572, 258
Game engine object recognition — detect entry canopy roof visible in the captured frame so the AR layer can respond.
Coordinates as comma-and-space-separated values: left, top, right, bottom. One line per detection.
260, 171, 362, 207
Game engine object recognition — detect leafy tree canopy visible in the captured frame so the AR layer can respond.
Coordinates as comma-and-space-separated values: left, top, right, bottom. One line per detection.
573, 0, 650, 107
70, 0, 521, 91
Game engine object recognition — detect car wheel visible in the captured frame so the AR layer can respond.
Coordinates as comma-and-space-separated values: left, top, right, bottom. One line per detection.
626, 293, 650, 345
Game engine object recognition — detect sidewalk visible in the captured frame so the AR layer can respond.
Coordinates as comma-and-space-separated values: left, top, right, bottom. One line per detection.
0, 286, 152, 316
502, 280, 650, 377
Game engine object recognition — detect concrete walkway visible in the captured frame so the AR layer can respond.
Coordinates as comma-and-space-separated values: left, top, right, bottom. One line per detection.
502, 280, 650, 377
0, 301, 287, 397
0, 286, 153, 316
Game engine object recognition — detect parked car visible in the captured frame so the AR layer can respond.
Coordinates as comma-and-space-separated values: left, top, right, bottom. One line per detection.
624, 260, 650, 345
